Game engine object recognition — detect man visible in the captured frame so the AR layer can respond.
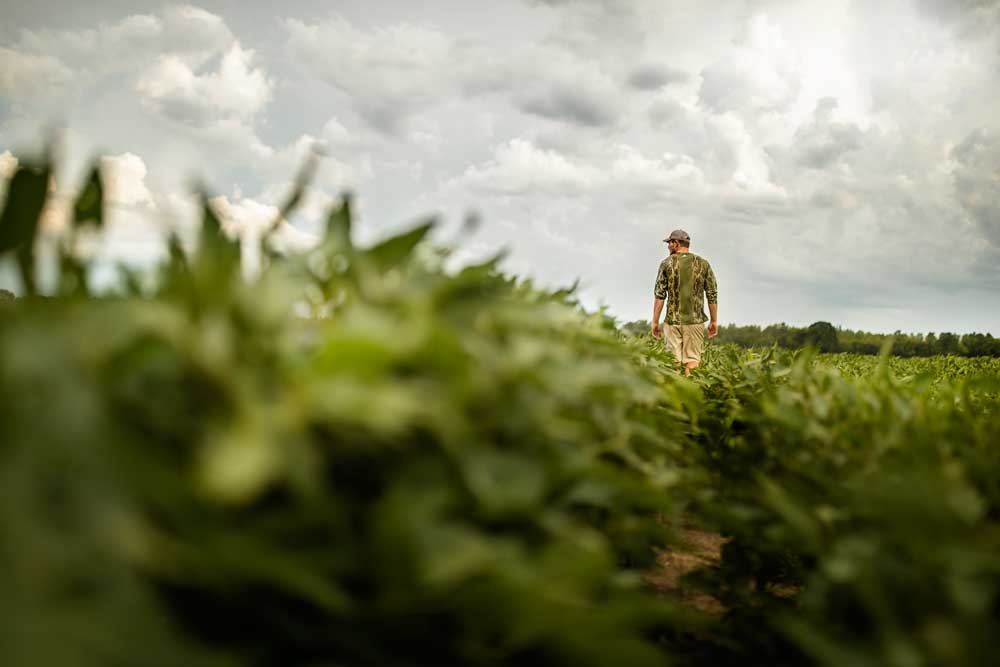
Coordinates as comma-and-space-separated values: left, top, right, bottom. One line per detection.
651, 229, 718, 375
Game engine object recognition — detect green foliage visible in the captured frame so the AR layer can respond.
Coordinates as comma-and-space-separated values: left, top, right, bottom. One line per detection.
0, 156, 699, 667
0, 155, 51, 295
680, 345, 1000, 666
3, 153, 1000, 667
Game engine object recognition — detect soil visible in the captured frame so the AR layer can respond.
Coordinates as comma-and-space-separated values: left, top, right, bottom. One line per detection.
644, 526, 727, 615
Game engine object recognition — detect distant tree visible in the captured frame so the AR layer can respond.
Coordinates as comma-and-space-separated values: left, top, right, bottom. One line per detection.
937, 332, 960, 355
804, 321, 839, 352
961, 333, 996, 357
0, 289, 15, 302
620, 319, 650, 337
701, 321, 998, 357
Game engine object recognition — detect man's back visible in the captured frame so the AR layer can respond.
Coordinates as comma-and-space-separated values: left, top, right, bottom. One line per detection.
654, 252, 717, 325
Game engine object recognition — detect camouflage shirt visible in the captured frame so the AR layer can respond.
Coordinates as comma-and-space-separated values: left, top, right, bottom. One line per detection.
654, 252, 718, 325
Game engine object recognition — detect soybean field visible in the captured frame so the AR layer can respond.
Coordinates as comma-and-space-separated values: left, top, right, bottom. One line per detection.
2, 156, 1000, 667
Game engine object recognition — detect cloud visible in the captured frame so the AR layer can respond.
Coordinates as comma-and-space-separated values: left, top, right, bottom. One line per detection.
783, 97, 864, 169
698, 14, 800, 115
101, 153, 156, 208
0, 47, 73, 107
951, 128, 1000, 244
446, 139, 599, 196
0, 151, 19, 179
283, 15, 451, 135
209, 194, 319, 275
609, 146, 706, 192
626, 63, 689, 90
137, 43, 273, 124
914, 0, 1000, 37
3, 1, 999, 333
458, 40, 625, 128
647, 99, 686, 128
517, 77, 621, 127
1, 5, 265, 164
13, 6, 234, 76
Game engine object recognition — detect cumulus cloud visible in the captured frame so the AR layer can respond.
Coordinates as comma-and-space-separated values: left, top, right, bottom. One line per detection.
447, 139, 599, 196
101, 153, 156, 208
137, 43, 273, 124
0, 5, 271, 168
610, 146, 706, 192
13, 5, 234, 76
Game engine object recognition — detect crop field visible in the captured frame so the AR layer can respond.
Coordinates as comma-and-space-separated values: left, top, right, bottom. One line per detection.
3, 158, 1000, 667
813, 351, 1000, 381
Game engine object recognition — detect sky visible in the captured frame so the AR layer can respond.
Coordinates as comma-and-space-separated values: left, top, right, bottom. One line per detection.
1, 0, 999, 334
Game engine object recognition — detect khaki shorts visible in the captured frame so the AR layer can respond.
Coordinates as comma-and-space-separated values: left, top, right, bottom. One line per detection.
665, 324, 706, 365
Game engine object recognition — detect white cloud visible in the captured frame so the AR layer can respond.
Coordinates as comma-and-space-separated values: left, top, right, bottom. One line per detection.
610, 146, 706, 191
209, 194, 319, 275
210, 195, 280, 240
100, 153, 156, 208
699, 14, 801, 115
447, 139, 599, 196
0, 47, 73, 106
706, 112, 786, 197
13, 5, 233, 76
0, 151, 19, 179
137, 43, 273, 123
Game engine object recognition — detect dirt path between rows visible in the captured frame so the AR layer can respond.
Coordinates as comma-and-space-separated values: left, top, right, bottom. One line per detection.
645, 526, 727, 615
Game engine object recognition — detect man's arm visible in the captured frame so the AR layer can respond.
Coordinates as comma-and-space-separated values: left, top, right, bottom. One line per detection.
705, 262, 719, 338
652, 298, 665, 338
652, 261, 668, 338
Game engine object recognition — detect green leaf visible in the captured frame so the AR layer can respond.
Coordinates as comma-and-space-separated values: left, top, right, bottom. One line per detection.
364, 219, 434, 270
0, 163, 50, 254
275, 151, 319, 224
73, 163, 104, 229
261, 151, 320, 256
196, 194, 241, 275
324, 194, 354, 252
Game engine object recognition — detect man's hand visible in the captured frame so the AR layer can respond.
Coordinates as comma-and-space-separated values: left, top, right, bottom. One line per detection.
708, 321, 718, 339
651, 322, 662, 339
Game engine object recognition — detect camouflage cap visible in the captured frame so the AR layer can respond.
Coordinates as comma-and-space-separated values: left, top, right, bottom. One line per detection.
663, 229, 691, 243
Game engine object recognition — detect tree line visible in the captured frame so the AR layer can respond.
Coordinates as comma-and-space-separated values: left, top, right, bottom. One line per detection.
620, 319, 1000, 357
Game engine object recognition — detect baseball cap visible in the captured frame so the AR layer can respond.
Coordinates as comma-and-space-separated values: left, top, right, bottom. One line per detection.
663, 229, 690, 243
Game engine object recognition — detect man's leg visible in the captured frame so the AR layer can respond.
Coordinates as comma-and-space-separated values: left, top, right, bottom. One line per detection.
665, 325, 684, 369
681, 324, 706, 375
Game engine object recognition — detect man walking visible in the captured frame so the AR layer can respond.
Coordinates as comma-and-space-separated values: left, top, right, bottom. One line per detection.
651, 229, 718, 375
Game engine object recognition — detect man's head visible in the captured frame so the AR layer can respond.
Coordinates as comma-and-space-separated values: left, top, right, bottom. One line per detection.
663, 229, 690, 253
